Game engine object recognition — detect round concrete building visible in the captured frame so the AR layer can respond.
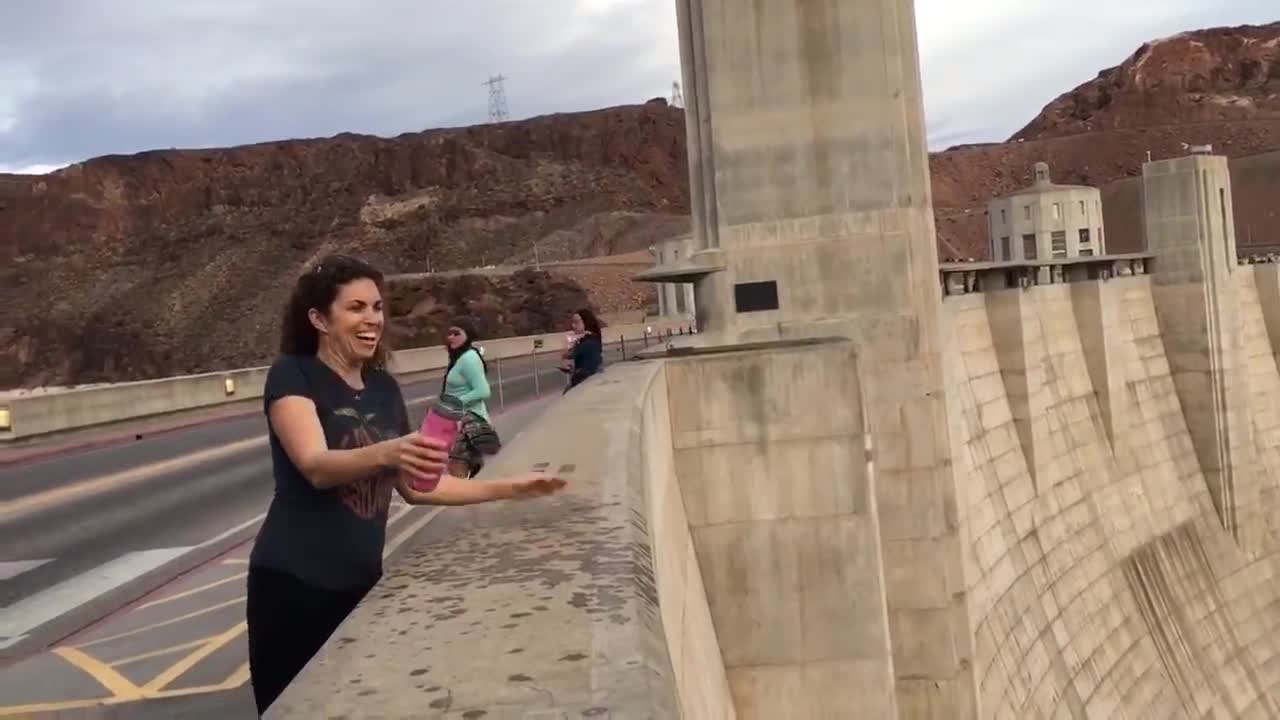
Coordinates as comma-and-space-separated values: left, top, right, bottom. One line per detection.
988, 162, 1107, 262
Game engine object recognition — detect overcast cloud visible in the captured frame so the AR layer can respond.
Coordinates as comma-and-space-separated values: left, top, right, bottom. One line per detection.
0, 1, 1275, 174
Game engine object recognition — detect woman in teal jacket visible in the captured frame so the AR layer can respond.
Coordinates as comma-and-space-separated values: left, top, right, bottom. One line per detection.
442, 318, 500, 477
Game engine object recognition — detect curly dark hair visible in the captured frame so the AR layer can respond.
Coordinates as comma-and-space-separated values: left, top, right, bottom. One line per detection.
279, 254, 390, 369
574, 307, 604, 335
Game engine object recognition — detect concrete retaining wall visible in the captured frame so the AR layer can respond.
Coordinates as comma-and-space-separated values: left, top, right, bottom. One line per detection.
0, 320, 688, 442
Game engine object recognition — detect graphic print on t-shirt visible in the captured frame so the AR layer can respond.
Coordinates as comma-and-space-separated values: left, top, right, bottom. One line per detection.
333, 407, 397, 520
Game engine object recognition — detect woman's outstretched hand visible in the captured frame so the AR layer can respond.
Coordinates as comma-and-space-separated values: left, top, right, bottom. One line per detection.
508, 472, 567, 499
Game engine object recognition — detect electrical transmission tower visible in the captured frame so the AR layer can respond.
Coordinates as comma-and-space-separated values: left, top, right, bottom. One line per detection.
671, 81, 683, 108
483, 74, 509, 123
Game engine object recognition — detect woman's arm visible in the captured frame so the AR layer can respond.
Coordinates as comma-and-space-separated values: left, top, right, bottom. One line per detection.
451, 350, 492, 405
396, 471, 564, 506
269, 396, 443, 490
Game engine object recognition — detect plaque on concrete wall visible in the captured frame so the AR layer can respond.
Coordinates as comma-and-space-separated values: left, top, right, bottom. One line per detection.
734, 281, 779, 313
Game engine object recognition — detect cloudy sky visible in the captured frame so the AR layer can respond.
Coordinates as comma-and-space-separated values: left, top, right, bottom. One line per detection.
1, 1, 1275, 174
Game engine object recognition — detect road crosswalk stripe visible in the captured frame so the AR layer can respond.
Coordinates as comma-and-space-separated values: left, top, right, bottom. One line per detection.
0, 559, 52, 582
0, 547, 192, 646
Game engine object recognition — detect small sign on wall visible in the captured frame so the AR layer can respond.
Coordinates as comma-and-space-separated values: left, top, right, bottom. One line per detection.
734, 280, 780, 313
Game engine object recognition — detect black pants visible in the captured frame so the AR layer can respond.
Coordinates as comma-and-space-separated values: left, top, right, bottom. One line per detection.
246, 566, 370, 716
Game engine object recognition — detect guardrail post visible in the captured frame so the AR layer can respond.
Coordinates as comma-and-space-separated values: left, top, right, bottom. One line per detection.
532, 346, 540, 395
495, 355, 505, 411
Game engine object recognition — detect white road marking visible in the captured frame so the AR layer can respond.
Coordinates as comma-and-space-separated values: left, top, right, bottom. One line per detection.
0, 634, 28, 651
0, 548, 192, 644
383, 508, 444, 559
0, 559, 52, 582
196, 512, 266, 549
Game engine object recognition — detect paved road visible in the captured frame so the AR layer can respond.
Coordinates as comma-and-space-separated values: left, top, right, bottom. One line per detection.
0, 347, 616, 718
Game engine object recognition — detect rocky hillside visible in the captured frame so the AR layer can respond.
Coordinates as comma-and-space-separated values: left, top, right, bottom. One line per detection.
1013, 22, 1280, 140
933, 20, 1280, 257
0, 101, 686, 388
3, 21, 1279, 388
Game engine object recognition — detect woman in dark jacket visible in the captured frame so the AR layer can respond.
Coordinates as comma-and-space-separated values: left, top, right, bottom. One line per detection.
561, 308, 604, 392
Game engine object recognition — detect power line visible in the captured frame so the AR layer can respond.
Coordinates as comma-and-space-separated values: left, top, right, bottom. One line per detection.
483, 74, 509, 123
671, 81, 683, 108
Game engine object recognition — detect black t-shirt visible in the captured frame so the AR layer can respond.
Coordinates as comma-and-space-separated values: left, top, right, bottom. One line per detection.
248, 354, 410, 592
569, 333, 603, 388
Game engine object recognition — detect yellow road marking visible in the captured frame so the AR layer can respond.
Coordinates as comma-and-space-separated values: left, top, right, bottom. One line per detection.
74, 596, 245, 649
143, 659, 251, 699
224, 660, 252, 688
0, 656, 252, 716
142, 622, 246, 693
110, 638, 208, 667
221, 558, 249, 565
1, 436, 268, 522
52, 646, 144, 701
135, 571, 247, 611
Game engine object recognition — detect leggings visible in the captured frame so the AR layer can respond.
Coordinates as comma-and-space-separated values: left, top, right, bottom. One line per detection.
246, 566, 370, 716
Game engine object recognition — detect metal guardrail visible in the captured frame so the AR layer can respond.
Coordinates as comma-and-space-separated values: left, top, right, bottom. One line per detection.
482, 326, 697, 412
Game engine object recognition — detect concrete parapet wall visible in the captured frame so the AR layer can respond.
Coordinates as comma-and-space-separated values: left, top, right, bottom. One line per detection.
0, 366, 270, 443
0, 321, 686, 442
664, 340, 896, 717
642, 359, 737, 719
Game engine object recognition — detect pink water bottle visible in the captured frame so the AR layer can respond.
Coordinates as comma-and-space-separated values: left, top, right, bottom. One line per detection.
416, 394, 465, 492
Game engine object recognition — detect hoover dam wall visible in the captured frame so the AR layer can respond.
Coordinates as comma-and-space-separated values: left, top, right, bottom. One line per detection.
942, 268, 1280, 717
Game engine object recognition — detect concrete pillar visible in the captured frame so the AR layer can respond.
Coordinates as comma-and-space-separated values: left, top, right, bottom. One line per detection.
1144, 153, 1256, 546
675, 0, 976, 716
